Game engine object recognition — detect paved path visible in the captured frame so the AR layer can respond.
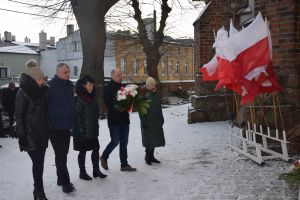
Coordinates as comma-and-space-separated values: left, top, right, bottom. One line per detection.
0, 104, 298, 200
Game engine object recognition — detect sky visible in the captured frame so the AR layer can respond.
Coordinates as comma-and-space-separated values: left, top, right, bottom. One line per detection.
0, 0, 204, 43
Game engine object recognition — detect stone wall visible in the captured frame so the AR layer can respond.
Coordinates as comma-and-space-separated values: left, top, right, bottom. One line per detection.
160, 81, 195, 96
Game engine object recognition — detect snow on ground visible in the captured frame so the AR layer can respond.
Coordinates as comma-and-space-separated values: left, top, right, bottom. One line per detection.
0, 104, 298, 200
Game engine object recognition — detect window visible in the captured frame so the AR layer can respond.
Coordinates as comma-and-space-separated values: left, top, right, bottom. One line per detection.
0, 67, 8, 78
143, 60, 147, 75
73, 41, 81, 51
175, 62, 179, 75
120, 58, 126, 75
168, 60, 172, 76
74, 66, 78, 76
161, 62, 166, 76
185, 62, 188, 75
176, 47, 180, 55
132, 59, 138, 75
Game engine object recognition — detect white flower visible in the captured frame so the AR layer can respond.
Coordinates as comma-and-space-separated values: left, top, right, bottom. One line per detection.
130, 89, 138, 97
117, 90, 127, 101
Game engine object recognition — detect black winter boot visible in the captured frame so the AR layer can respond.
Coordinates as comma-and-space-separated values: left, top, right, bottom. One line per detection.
93, 168, 107, 178
79, 170, 92, 180
33, 189, 48, 200
150, 148, 161, 163
145, 152, 152, 165
91, 149, 107, 178
78, 151, 92, 180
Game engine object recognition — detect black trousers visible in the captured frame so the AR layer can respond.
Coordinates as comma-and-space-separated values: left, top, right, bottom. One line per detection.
50, 130, 71, 186
78, 146, 100, 172
27, 149, 46, 192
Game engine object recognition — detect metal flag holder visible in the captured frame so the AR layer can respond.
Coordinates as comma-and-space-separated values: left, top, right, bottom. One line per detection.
226, 92, 290, 165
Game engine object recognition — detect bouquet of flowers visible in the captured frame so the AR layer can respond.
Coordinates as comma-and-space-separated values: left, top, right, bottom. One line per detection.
280, 160, 300, 185
114, 84, 151, 116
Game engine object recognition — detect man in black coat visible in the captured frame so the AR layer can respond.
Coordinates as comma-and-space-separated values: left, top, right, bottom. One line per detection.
100, 68, 136, 172
2, 82, 18, 128
47, 63, 76, 193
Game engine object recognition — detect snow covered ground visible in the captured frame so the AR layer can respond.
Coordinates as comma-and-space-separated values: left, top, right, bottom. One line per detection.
0, 104, 298, 200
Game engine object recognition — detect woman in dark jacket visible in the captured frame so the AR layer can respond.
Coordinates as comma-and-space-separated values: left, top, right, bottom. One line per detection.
72, 75, 107, 180
139, 77, 165, 165
15, 59, 49, 200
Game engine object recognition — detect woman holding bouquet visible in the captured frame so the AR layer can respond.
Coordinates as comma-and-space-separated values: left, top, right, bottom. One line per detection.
139, 77, 165, 165
72, 75, 107, 180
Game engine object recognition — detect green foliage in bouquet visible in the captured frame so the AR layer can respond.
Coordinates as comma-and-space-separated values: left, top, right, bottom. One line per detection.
133, 94, 151, 116
280, 160, 300, 186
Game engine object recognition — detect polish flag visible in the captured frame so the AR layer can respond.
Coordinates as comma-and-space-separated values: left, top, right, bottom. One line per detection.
240, 17, 282, 104
199, 55, 219, 81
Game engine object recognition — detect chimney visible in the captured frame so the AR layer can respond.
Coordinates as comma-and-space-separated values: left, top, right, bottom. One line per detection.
67, 24, 74, 36
4, 31, 12, 42
24, 36, 30, 42
49, 36, 55, 45
39, 30, 47, 50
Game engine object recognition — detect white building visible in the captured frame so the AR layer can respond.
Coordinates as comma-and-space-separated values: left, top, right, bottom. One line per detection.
56, 26, 116, 79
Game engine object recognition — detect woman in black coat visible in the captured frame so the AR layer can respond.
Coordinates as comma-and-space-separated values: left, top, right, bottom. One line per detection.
72, 75, 107, 180
15, 59, 49, 200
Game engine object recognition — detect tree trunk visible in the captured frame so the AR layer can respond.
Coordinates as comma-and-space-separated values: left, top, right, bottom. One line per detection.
147, 51, 161, 80
71, 0, 116, 117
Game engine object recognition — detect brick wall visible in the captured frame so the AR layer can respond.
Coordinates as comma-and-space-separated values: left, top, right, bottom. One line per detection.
193, 0, 300, 141
254, 0, 300, 105
194, 0, 299, 103
193, 0, 233, 95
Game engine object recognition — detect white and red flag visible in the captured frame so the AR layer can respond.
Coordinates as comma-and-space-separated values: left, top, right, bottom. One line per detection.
199, 12, 282, 104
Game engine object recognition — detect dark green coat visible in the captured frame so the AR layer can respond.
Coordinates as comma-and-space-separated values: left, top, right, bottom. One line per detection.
139, 91, 165, 148
72, 96, 99, 139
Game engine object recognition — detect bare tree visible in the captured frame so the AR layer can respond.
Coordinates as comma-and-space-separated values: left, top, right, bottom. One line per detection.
69, 0, 119, 115
130, 0, 171, 81
16, 0, 121, 116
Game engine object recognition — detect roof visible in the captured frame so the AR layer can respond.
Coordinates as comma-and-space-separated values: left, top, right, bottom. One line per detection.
11, 41, 56, 49
193, 1, 211, 25
0, 45, 39, 54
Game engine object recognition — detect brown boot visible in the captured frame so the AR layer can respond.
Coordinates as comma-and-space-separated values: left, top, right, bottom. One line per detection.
100, 156, 108, 170
120, 164, 137, 172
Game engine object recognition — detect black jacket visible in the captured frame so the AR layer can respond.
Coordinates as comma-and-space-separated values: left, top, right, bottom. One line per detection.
15, 73, 50, 152
2, 87, 18, 114
103, 80, 130, 126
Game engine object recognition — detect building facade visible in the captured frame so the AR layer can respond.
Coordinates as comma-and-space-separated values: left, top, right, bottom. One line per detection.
115, 36, 194, 83
56, 29, 116, 79
0, 45, 40, 86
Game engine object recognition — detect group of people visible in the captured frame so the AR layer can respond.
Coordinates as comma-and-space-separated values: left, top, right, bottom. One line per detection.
13, 60, 165, 200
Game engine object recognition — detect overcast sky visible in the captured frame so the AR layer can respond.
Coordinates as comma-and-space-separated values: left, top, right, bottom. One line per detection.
0, 0, 204, 43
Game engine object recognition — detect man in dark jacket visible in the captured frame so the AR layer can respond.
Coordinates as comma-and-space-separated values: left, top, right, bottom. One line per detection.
47, 63, 76, 193
2, 82, 18, 128
100, 68, 136, 172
